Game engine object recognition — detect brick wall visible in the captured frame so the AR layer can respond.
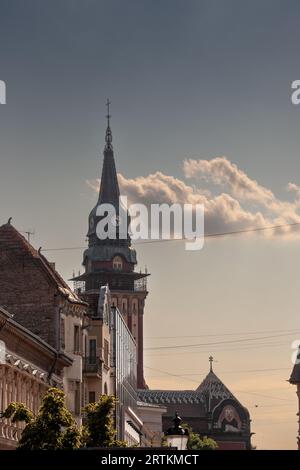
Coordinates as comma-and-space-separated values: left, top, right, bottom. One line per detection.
0, 249, 59, 348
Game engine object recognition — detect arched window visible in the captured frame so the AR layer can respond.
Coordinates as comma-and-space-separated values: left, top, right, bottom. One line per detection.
122, 298, 128, 314
113, 256, 123, 271
132, 300, 138, 314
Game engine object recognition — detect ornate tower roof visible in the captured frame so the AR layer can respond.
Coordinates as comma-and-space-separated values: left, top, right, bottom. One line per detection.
97, 99, 120, 207
86, 101, 134, 258
196, 370, 234, 403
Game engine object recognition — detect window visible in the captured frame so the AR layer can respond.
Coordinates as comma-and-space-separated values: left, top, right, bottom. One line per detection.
132, 300, 138, 314
104, 339, 109, 367
75, 382, 81, 415
60, 317, 65, 350
89, 339, 97, 364
122, 299, 127, 314
113, 256, 123, 271
74, 325, 80, 353
104, 383, 108, 395
88, 391, 96, 404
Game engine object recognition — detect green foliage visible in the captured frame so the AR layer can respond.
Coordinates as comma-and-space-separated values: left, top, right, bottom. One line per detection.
3, 402, 33, 423
187, 433, 218, 450
61, 425, 82, 450
4, 388, 81, 450
5, 390, 126, 450
83, 395, 126, 448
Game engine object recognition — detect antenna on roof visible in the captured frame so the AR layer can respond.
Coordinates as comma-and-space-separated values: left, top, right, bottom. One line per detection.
24, 229, 35, 243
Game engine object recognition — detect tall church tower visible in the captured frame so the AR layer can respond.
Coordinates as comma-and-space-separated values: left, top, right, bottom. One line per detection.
73, 102, 149, 388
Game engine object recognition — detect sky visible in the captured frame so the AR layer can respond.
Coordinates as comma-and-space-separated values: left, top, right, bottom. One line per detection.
1, 0, 300, 449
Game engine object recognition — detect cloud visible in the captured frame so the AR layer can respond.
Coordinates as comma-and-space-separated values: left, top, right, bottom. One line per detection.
183, 157, 300, 235
183, 157, 274, 205
86, 157, 300, 238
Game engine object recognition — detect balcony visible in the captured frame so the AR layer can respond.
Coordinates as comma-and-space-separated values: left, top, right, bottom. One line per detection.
82, 357, 102, 376
0, 419, 23, 449
134, 277, 147, 292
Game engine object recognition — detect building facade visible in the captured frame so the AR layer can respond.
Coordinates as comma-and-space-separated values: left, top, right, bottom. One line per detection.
138, 361, 252, 450
82, 284, 165, 446
110, 303, 138, 443
0, 306, 72, 449
0, 222, 88, 423
83, 285, 112, 406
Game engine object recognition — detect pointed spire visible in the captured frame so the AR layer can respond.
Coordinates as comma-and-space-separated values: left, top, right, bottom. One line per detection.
105, 98, 113, 150
98, 100, 120, 206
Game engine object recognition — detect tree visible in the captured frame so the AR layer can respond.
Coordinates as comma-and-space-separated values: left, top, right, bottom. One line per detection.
83, 394, 126, 448
187, 432, 218, 450
179, 423, 218, 450
4, 387, 81, 450
3, 402, 33, 424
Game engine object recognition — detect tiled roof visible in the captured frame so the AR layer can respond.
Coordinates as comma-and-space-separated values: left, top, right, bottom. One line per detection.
0, 222, 87, 306
137, 389, 205, 405
139, 369, 246, 413
196, 370, 235, 401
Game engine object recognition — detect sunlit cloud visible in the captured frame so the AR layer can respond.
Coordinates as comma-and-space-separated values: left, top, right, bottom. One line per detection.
87, 156, 300, 238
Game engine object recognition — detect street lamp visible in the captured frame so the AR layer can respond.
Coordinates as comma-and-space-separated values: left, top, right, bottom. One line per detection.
165, 412, 189, 450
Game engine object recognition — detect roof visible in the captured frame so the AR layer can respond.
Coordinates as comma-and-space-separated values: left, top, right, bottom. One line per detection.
0, 222, 87, 306
82, 245, 137, 266
137, 389, 205, 405
139, 368, 249, 416
98, 145, 120, 207
196, 370, 235, 401
290, 349, 300, 383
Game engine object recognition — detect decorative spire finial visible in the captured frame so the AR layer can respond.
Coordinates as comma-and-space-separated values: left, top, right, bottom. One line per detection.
209, 355, 214, 372
105, 98, 113, 150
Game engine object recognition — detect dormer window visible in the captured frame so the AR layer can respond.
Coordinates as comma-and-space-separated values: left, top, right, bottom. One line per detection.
113, 256, 123, 271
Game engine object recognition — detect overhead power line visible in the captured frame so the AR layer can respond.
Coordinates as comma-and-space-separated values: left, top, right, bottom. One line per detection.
39, 220, 300, 252
145, 367, 291, 377
145, 328, 300, 340
144, 366, 294, 403
145, 340, 294, 357
144, 332, 300, 351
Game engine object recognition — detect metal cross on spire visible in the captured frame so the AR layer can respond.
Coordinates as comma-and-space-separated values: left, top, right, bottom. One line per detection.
106, 98, 111, 126
105, 98, 113, 149
209, 355, 214, 372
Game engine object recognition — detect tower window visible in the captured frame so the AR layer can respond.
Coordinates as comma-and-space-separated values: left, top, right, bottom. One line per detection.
113, 256, 123, 271
122, 298, 128, 314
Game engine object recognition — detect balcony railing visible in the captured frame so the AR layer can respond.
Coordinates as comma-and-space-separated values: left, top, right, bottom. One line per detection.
0, 419, 23, 445
82, 357, 102, 375
134, 278, 147, 292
